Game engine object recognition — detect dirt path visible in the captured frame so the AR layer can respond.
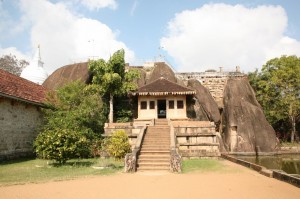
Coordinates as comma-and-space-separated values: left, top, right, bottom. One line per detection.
0, 160, 299, 199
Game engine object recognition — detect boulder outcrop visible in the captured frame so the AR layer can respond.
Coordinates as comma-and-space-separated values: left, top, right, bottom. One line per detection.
223, 78, 278, 153
43, 62, 91, 90
187, 79, 221, 124
146, 62, 177, 84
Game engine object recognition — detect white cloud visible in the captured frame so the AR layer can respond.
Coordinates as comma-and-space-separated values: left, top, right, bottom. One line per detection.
17, 0, 134, 74
0, 46, 30, 61
160, 4, 300, 72
130, 0, 138, 16
79, 0, 117, 10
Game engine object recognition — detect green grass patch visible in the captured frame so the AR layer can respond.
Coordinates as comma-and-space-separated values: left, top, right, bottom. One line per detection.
280, 142, 300, 147
182, 159, 226, 173
0, 158, 123, 186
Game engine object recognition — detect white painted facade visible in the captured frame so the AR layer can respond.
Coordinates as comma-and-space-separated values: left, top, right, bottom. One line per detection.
137, 95, 187, 119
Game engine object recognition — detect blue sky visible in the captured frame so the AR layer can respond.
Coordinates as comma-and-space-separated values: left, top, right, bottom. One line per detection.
1, 0, 300, 74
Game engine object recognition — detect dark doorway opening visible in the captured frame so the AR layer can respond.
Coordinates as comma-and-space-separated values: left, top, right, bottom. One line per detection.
157, 100, 166, 118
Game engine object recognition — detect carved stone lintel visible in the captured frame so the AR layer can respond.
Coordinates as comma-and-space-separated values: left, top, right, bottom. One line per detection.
125, 153, 136, 172
170, 153, 182, 173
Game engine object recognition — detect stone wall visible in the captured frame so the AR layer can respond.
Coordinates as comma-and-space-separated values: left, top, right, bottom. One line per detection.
171, 121, 220, 157
176, 71, 245, 107
0, 98, 43, 161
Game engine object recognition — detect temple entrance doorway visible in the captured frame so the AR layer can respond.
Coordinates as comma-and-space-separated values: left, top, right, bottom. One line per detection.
157, 100, 166, 118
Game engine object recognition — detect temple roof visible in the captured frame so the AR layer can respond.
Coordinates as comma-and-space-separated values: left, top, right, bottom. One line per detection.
133, 77, 196, 96
0, 69, 47, 106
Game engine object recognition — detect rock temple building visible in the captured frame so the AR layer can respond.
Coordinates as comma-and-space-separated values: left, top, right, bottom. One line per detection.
1, 59, 278, 170
42, 61, 278, 171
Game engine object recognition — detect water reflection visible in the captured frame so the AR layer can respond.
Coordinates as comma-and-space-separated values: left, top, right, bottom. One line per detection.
236, 155, 300, 175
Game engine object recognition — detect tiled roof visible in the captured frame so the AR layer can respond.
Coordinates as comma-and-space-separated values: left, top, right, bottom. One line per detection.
133, 77, 196, 96
0, 69, 47, 106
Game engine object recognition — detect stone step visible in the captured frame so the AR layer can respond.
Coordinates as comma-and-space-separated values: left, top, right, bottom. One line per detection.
138, 162, 170, 167
143, 139, 170, 141
143, 139, 170, 142
140, 148, 170, 152
138, 158, 170, 163
142, 146, 170, 149
140, 150, 170, 154
139, 154, 170, 158
144, 136, 170, 138
144, 135, 170, 138
137, 166, 170, 171
142, 143, 170, 146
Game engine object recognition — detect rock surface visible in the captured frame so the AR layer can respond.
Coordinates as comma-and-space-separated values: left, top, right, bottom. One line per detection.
223, 78, 278, 153
146, 62, 177, 84
187, 79, 221, 124
43, 62, 91, 90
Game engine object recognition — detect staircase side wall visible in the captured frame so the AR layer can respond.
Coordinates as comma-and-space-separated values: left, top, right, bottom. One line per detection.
174, 125, 221, 157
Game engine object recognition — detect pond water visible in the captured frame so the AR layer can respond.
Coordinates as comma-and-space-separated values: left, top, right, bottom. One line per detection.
236, 154, 300, 175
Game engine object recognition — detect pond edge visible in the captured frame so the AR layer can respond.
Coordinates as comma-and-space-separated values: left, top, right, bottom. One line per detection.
221, 154, 300, 188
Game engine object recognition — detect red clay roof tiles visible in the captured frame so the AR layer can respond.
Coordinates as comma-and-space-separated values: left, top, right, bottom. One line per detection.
0, 69, 47, 105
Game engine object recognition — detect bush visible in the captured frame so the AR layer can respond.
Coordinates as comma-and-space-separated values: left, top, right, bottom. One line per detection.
104, 130, 131, 160
34, 81, 107, 163
34, 129, 94, 164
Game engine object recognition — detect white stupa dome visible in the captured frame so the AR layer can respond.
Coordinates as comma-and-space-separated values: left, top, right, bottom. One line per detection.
21, 46, 48, 85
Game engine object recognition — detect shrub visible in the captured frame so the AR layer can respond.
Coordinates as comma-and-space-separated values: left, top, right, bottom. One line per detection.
104, 130, 131, 160
34, 129, 94, 164
34, 81, 107, 163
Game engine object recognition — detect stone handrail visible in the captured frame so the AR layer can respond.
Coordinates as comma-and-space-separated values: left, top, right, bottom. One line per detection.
124, 126, 147, 172
169, 121, 182, 173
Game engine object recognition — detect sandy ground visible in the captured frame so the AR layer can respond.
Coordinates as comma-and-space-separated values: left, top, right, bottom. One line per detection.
0, 160, 299, 199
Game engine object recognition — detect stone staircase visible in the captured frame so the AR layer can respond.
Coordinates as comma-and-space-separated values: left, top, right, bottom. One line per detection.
137, 119, 171, 171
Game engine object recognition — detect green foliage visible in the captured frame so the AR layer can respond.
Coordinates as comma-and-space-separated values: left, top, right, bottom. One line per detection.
248, 55, 300, 142
103, 130, 131, 160
88, 49, 140, 123
34, 129, 94, 164
114, 96, 134, 123
34, 81, 106, 163
43, 81, 106, 134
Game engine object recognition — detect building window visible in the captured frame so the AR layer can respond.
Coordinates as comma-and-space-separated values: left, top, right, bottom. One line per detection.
169, 100, 174, 109
141, 101, 147, 109
150, 101, 155, 109
177, 100, 184, 109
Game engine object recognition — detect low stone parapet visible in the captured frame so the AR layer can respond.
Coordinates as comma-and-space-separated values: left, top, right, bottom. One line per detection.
222, 154, 300, 188
171, 120, 220, 158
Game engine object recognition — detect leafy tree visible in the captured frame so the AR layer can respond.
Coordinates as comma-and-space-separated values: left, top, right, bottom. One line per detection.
34, 81, 106, 163
103, 130, 131, 160
248, 55, 300, 142
88, 49, 140, 123
0, 54, 28, 76
44, 80, 107, 134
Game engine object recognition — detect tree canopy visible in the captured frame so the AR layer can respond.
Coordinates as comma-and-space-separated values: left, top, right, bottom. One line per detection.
0, 54, 28, 76
34, 81, 106, 163
248, 55, 300, 142
88, 49, 140, 123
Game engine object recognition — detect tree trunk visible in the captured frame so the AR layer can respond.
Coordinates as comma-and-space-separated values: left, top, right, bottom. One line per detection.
109, 93, 114, 123
291, 116, 296, 143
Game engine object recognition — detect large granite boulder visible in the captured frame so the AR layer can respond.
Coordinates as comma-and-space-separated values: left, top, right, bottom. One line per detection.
132, 67, 147, 87
146, 62, 177, 84
43, 62, 91, 90
187, 79, 221, 124
223, 78, 278, 153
